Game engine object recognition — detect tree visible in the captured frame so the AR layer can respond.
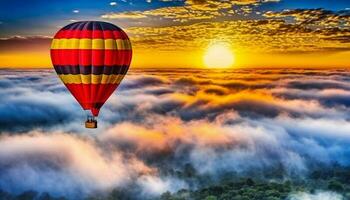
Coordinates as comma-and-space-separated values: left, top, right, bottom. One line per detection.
160, 191, 172, 200
183, 163, 196, 178
17, 190, 38, 200
246, 178, 255, 186
328, 180, 344, 192
205, 195, 217, 200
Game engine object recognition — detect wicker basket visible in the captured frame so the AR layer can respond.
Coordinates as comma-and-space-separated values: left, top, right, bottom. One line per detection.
85, 120, 97, 129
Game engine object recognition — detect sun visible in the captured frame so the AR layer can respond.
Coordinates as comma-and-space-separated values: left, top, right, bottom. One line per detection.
203, 42, 235, 68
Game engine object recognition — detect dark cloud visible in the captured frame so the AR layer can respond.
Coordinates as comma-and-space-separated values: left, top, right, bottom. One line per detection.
264, 8, 350, 44
285, 79, 350, 90
0, 70, 81, 132
119, 75, 168, 90
0, 36, 51, 52
323, 35, 350, 43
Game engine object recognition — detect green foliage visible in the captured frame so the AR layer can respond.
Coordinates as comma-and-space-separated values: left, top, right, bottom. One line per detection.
159, 165, 350, 200
204, 195, 217, 200
246, 178, 255, 186
164, 178, 295, 200
160, 191, 172, 200
328, 180, 344, 192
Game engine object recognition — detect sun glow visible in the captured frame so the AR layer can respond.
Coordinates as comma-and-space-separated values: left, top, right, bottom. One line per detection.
203, 43, 234, 68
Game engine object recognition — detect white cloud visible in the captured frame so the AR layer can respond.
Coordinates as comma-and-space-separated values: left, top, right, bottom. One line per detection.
288, 191, 344, 200
2, 69, 350, 198
137, 175, 188, 195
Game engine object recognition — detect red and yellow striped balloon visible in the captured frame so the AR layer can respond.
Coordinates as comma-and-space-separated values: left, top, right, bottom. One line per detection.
50, 21, 132, 116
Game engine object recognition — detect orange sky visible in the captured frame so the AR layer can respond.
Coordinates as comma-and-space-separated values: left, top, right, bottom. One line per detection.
1, 0, 350, 68
1, 48, 349, 69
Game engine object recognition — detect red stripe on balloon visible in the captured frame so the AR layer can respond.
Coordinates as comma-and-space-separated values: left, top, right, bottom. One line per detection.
54, 30, 127, 39
51, 49, 132, 66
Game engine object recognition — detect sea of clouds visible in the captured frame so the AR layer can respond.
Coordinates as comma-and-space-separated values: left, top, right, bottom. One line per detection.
1, 68, 350, 199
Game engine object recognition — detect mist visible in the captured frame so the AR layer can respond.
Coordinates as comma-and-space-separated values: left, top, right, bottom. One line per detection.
1, 68, 350, 199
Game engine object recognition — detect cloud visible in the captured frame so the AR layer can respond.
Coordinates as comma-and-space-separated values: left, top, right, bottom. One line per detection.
101, 0, 279, 22
119, 75, 168, 90
3, 6, 348, 62
102, 5, 350, 57
125, 16, 350, 55
0, 94, 77, 132
0, 132, 155, 198
263, 8, 350, 43
102, 11, 147, 19
2, 68, 350, 198
0, 36, 51, 52
288, 191, 344, 200
97, 111, 350, 177
136, 175, 188, 196
0, 71, 82, 132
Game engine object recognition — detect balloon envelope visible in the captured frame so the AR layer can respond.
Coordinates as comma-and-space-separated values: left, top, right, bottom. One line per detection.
50, 21, 132, 116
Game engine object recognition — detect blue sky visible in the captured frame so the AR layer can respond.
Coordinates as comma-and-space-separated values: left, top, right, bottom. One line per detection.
1, 0, 349, 37
0, 0, 181, 36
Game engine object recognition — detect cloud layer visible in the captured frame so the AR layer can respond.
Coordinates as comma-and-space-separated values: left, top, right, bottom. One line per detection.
1, 68, 350, 198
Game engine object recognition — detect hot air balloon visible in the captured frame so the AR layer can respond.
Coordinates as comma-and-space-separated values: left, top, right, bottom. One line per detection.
50, 21, 132, 128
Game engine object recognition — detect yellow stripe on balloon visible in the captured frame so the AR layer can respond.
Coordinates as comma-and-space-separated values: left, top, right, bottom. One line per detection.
51, 39, 131, 50
59, 74, 125, 84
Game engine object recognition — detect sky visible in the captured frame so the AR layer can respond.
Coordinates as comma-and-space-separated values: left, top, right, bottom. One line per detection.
0, 0, 350, 68
2, 68, 350, 199
2, 1, 350, 199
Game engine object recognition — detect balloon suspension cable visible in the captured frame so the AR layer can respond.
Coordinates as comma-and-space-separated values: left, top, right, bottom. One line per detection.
86, 114, 95, 122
